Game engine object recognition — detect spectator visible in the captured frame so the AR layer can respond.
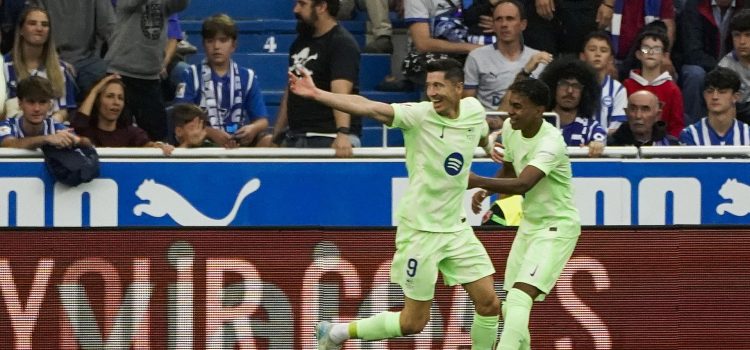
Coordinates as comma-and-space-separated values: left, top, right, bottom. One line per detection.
539, 56, 607, 157
463, 0, 551, 118
72, 74, 174, 155
719, 8, 750, 123
400, 0, 482, 86
170, 102, 213, 148
37, 0, 115, 99
623, 29, 685, 137
579, 31, 627, 135
680, 67, 750, 145
363, 0, 395, 53
610, 0, 676, 63
609, 89, 679, 146
678, 0, 744, 126
0, 0, 27, 54
175, 14, 273, 147
520, 0, 605, 56
4, 6, 77, 123
273, 0, 361, 157
0, 76, 84, 149
104, 0, 189, 141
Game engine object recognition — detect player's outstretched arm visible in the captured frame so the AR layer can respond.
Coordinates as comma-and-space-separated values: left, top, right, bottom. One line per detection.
469, 164, 545, 195
288, 69, 395, 126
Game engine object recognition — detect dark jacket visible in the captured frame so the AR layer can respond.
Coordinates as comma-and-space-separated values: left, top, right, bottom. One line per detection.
609, 120, 680, 146
679, 0, 744, 70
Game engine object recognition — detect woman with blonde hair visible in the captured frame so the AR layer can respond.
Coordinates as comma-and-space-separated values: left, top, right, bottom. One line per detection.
4, 5, 77, 122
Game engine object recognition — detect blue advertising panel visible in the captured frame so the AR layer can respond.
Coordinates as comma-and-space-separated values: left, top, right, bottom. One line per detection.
0, 159, 748, 227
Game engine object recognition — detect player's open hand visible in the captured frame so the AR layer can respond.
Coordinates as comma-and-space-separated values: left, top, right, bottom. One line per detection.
288, 66, 317, 99
471, 190, 488, 214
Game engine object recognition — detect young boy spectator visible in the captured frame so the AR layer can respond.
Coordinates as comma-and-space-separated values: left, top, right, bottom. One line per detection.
170, 103, 213, 148
719, 9, 750, 123
175, 14, 272, 147
580, 31, 627, 135
0, 76, 84, 149
610, 90, 679, 146
680, 67, 750, 145
105, 0, 189, 141
623, 29, 685, 137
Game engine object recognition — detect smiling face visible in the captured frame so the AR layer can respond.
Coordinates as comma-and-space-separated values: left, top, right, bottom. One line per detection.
506, 90, 545, 132
20, 10, 50, 48
425, 71, 463, 117
97, 82, 125, 123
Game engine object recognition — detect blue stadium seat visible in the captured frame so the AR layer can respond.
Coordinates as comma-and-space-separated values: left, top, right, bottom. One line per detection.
181, 19, 367, 53
180, 0, 297, 20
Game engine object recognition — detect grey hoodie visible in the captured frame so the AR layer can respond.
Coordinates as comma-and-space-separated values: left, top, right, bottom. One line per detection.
105, 0, 189, 79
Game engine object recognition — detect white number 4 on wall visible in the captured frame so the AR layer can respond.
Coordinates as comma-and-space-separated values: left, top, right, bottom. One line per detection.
263, 36, 277, 53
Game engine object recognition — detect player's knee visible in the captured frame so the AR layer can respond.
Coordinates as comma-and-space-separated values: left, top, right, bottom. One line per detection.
475, 294, 501, 316
400, 313, 430, 335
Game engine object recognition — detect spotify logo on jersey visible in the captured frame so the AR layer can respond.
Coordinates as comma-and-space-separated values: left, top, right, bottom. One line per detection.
444, 152, 464, 176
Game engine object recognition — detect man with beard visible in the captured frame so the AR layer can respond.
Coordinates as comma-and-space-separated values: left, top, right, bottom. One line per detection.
272, 0, 361, 157
539, 56, 607, 157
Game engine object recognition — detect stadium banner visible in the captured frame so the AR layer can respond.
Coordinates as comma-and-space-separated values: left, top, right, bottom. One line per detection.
0, 228, 747, 349
0, 158, 748, 227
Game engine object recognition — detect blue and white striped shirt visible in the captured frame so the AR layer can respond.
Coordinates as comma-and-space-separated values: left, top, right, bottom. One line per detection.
0, 116, 67, 143
679, 117, 750, 145
561, 116, 608, 146
597, 75, 627, 131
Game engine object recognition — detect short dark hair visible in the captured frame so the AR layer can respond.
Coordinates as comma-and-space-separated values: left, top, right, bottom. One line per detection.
538, 55, 600, 116
581, 30, 614, 54
635, 28, 670, 52
493, 0, 526, 20
171, 103, 206, 127
730, 9, 750, 33
17, 76, 54, 101
508, 78, 550, 108
202, 14, 238, 41
313, 0, 340, 17
425, 58, 464, 83
705, 67, 742, 92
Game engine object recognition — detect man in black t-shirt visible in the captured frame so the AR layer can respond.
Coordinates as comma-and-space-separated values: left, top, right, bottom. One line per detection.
272, 0, 361, 157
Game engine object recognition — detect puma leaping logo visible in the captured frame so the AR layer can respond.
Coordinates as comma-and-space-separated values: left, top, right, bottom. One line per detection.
133, 178, 261, 226
716, 178, 750, 217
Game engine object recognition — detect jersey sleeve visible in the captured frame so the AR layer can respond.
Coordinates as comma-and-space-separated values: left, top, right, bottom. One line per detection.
528, 138, 564, 175
463, 52, 480, 89
391, 103, 424, 131
500, 119, 514, 163
243, 70, 269, 123
590, 121, 608, 144
174, 64, 199, 104
0, 120, 14, 143
610, 84, 628, 126
679, 127, 697, 145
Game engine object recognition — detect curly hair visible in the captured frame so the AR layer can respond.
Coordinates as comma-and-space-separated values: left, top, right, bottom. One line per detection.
538, 55, 600, 118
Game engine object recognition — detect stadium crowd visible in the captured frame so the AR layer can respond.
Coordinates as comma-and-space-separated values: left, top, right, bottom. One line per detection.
0, 0, 749, 153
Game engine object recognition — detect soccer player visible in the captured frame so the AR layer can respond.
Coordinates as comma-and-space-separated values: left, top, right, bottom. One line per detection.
288, 58, 501, 349
470, 78, 581, 349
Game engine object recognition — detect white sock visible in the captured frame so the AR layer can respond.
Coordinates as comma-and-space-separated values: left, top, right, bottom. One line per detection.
329, 323, 351, 343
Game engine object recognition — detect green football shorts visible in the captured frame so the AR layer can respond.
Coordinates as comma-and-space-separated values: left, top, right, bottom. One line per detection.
503, 223, 580, 301
391, 225, 496, 301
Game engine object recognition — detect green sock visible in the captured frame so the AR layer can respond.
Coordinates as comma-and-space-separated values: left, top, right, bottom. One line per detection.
353, 311, 403, 340
496, 289, 533, 350
471, 312, 499, 349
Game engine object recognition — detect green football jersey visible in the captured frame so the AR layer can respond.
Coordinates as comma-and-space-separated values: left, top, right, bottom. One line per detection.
501, 120, 580, 235
391, 97, 489, 232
